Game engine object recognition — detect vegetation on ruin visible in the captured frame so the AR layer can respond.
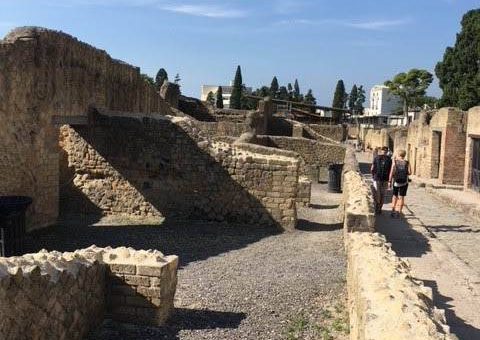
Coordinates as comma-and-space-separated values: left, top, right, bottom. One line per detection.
206, 91, 215, 106
436, 8, 480, 110
348, 84, 366, 114
332, 80, 347, 109
230, 65, 243, 109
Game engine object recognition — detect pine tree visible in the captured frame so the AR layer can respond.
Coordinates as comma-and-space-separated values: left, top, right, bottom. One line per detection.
304, 89, 316, 105
270, 76, 279, 98
278, 86, 289, 100
294, 79, 301, 100
435, 9, 480, 110
230, 65, 243, 109
216, 86, 224, 109
155, 68, 168, 89
174, 73, 181, 85
348, 84, 358, 113
287, 83, 293, 101
332, 80, 347, 108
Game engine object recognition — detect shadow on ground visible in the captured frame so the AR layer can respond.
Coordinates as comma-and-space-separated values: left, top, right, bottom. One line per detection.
25, 219, 281, 268
87, 308, 246, 340
422, 280, 480, 340
296, 219, 343, 232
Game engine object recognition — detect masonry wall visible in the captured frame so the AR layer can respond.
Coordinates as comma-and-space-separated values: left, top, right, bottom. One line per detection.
464, 106, 480, 191
308, 124, 346, 142
254, 135, 346, 182
0, 246, 178, 340
0, 27, 173, 230
341, 147, 453, 340
61, 114, 299, 230
359, 127, 388, 150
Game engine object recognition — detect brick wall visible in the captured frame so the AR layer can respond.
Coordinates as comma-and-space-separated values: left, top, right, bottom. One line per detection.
0, 27, 172, 230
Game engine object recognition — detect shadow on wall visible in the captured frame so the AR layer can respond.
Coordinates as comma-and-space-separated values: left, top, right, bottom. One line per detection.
28, 114, 289, 266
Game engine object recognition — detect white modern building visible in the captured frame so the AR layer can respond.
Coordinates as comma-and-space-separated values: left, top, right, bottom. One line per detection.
364, 85, 403, 116
201, 82, 252, 108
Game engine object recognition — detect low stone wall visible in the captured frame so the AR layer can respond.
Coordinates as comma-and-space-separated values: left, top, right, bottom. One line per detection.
297, 176, 311, 207
0, 246, 178, 339
342, 147, 453, 339
255, 135, 346, 182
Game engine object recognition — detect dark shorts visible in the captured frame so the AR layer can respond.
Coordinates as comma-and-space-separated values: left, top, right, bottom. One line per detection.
393, 184, 408, 197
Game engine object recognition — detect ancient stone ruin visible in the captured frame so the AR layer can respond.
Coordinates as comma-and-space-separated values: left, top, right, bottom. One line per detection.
0, 26, 457, 339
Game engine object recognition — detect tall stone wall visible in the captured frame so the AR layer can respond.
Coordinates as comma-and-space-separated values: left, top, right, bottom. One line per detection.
307, 124, 346, 142
465, 107, 480, 191
0, 27, 172, 229
61, 114, 299, 230
341, 147, 453, 340
0, 246, 178, 340
359, 127, 389, 150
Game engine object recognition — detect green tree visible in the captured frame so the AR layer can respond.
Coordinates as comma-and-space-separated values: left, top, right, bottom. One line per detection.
270, 76, 279, 98
216, 86, 224, 109
384, 69, 433, 117
294, 79, 301, 100
257, 86, 270, 98
348, 84, 358, 112
278, 86, 289, 100
304, 89, 316, 105
230, 65, 243, 109
141, 74, 155, 86
332, 80, 347, 108
206, 91, 215, 105
435, 9, 480, 110
155, 68, 168, 89
355, 85, 366, 114
174, 73, 181, 85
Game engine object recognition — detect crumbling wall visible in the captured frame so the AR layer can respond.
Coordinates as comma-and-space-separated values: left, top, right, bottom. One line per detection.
61, 114, 299, 230
0, 27, 172, 229
342, 147, 453, 340
0, 246, 178, 340
359, 127, 388, 150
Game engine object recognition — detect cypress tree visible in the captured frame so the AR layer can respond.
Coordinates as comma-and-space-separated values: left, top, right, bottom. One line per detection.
332, 80, 347, 108
270, 76, 279, 98
230, 65, 243, 109
348, 84, 358, 113
294, 79, 301, 99
216, 86, 224, 108
304, 89, 316, 105
435, 9, 480, 110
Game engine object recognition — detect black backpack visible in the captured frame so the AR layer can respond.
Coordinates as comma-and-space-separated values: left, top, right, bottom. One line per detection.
375, 156, 391, 181
395, 160, 409, 184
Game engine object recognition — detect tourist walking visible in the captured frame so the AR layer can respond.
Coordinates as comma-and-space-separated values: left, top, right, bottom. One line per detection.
371, 146, 392, 214
389, 150, 411, 217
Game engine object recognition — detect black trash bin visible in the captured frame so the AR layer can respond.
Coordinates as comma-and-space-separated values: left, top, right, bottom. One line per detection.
328, 163, 344, 193
0, 196, 32, 257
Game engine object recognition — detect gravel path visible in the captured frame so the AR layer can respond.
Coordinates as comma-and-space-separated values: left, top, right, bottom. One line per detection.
27, 185, 346, 340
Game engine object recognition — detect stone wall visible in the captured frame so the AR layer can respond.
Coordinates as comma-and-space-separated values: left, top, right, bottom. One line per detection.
61, 114, 299, 230
0, 27, 173, 229
407, 108, 466, 185
254, 135, 346, 182
297, 176, 311, 207
464, 106, 480, 191
307, 124, 346, 142
341, 147, 453, 339
0, 246, 178, 339
359, 127, 388, 150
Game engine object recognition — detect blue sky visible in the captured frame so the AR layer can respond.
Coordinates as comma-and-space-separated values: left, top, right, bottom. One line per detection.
0, 0, 478, 105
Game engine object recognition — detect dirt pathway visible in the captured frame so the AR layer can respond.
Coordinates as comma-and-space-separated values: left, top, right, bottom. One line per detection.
358, 152, 480, 339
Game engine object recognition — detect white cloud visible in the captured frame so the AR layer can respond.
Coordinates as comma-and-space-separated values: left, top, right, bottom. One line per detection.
274, 18, 410, 30
160, 4, 247, 18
